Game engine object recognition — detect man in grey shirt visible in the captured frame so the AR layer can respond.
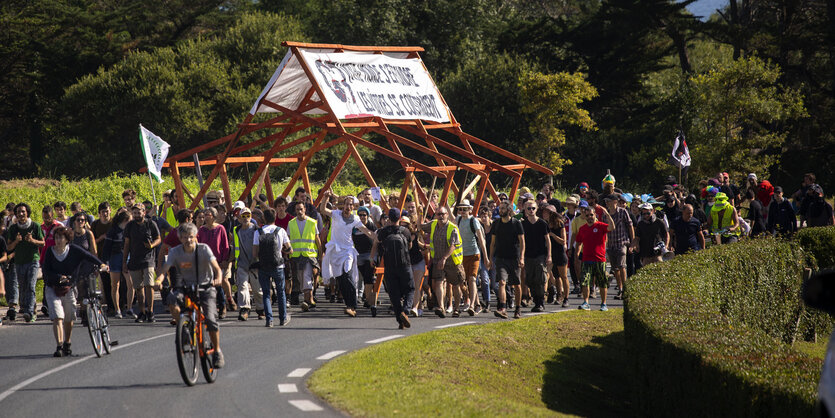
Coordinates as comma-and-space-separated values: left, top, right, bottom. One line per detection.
156, 223, 225, 368
232, 207, 262, 321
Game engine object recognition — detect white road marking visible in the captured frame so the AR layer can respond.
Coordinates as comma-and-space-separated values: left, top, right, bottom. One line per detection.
289, 400, 324, 411
277, 383, 298, 393
287, 368, 311, 378
316, 350, 345, 360
0, 332, 173, 403
365, 335, 403, 344
434, 321, 476, 329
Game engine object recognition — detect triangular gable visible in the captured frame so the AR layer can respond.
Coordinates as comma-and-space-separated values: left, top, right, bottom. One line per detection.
250, 47, 452, 123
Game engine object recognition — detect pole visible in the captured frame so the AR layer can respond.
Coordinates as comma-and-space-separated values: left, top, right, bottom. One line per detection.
193, 153, 208, 208
147, 171, 158, 209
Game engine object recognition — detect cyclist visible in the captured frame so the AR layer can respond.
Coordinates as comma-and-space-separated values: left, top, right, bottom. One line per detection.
42, 226, 107, 357
156, 223, 225, 368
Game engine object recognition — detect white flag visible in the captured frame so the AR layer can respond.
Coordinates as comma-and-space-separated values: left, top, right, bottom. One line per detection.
139, 124, 170, 183
670, 132, 691, 169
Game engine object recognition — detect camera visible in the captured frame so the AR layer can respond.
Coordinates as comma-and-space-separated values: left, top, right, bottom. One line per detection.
653, 242, 667, 256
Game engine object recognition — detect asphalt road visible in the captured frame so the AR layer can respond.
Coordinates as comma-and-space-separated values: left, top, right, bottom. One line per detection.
0, 289, 623, 417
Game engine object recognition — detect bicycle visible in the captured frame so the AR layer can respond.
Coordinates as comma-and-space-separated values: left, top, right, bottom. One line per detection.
77, 261, 115, 357
175, 284, 218, 386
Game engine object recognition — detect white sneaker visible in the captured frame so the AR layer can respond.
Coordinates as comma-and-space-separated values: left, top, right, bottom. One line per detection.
445, 305, 453, 314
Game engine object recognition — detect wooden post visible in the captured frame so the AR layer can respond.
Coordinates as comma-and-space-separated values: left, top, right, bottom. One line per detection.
171, 161, 185, 208
219, 163, 233, 212
314, 149, 352, 206
302, 166, 312, 198
281, 131, 328, 198
264, 168, 275, 205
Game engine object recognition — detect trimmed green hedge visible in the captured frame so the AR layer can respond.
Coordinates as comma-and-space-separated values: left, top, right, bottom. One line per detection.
797, 226, 835, 269
625, 235, 832, 417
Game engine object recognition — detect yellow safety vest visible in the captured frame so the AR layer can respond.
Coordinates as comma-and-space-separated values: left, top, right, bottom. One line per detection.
429, 220, 463, 265
164, 206, 178, 228
710, 204, 740, 236
288, 217, 318, 258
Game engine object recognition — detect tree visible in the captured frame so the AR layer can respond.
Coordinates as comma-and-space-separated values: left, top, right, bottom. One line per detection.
685, 56, 806, 179
517, 71, 598, 175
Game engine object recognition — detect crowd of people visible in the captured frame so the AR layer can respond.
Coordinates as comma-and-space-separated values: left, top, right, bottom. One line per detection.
0, 171, 832, 361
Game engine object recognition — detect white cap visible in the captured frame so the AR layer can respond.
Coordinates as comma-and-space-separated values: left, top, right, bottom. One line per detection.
232, 200, 246, 210
639, 203, 653, 211
747, 173, 757, 181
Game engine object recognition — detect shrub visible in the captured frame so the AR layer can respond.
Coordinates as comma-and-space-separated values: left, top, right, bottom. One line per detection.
625, 237, 829, 417
796, 226, 835, 269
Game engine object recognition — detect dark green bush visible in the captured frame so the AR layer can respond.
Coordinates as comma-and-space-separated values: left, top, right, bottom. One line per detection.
625, 237, 829, 418
796, 226, 835, 269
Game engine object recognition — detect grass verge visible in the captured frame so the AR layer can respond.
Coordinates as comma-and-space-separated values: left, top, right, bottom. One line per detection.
309, 310, 629, 417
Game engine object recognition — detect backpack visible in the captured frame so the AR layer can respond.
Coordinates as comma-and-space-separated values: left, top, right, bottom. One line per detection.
457, 216, 477, 235
381, 226, 410, 269
258, 226, 284, 269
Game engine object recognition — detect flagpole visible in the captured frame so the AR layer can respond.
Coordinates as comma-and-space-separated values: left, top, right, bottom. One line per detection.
148, 171, 158, 209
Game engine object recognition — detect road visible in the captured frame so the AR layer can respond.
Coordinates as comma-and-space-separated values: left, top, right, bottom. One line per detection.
0, 290, 623, 417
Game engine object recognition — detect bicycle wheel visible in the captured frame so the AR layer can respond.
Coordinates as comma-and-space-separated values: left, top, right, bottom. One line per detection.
175, 314, 199, 386
200, 321, 218, 384
86, 304, 103, 357
98, 305, 112, 354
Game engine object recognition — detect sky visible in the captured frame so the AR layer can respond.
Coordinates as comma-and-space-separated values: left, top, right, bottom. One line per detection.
685, 0, 727, 20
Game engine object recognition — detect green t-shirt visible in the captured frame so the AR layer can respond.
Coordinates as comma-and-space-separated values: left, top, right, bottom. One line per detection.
6, 221, 45, 264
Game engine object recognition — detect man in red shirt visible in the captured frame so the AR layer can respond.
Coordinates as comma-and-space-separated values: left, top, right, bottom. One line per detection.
573, 201, 615, 311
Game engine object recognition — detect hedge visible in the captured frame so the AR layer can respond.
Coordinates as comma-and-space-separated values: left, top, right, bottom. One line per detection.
796, 226, 835, 269
625, 234, 833, 417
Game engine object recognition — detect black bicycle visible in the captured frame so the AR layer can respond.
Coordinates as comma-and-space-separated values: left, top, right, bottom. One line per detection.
77, 261, 115, 357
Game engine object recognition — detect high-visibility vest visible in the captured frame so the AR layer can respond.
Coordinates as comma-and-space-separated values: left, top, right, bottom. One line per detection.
164, 206, 178, 228
429, 220, 463, 265
232, 225, 241, 266
288, 217, 318, 258
710, 204, 740, 236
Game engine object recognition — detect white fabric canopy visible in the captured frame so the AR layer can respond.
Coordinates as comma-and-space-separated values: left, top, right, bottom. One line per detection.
250, 48, 451, 123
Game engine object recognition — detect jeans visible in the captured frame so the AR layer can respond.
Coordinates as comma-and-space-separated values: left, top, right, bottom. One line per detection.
15, 262, 39, 316
385, 266, 414, 316
259, 267, 287, 323
4, 263, 18, 306
477, 261, 491, 306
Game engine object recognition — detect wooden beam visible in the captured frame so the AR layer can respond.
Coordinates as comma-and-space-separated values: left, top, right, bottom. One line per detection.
346, 139, 388, 212
281, 41, 424, 53
171, 161, 185, 208
281, 131, 328, 198
163, 157, 300, 168
314, 149, 352, 207
452, 130, 553, 175
235, 128, 291, 205
302, 166, 312, 198
264, 169, 274, 205
219, 163, 233, 212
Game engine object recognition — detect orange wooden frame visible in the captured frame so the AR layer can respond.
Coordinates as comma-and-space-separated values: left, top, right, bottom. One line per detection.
140, 42, 553, 214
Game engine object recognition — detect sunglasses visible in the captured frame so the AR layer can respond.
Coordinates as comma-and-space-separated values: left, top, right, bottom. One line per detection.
359, 213, 368, 217
241, 214, 251, 218
526, 207, 537, 211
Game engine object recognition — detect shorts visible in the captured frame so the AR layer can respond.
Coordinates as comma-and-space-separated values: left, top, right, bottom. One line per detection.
411, 259, 426, 284
582, 262, 608, 289
462, 254, 480, 279
108, 253, 123, 273
431, 258, 464, 286
129, 267, 154, 289
606, 245, 627, 269
358, 261, 375, 285
524, 256, 547, 289
166, 286, 219, 332
494, 257, 521, 286
45, 285, 77, 321
292, 257, 315, 291
222, 261, 232, 280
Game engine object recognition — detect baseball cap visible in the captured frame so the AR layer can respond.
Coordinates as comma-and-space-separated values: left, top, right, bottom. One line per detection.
357, 206, 369, 215
773, 186, 784, 194
387, 208, 401, 222
578, 200, 589, 209
748, 173, 758, 181
565, 196, 578, 206
521, 193, 535, 200
240, 207, 252, 215
233, 201, 246, 211
639, 203, 653, 211
543, 205, 558, 214
579, 182, 589, 188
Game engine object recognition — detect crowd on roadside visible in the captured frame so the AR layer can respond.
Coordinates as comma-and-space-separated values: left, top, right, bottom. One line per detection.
0, 171, 831, 361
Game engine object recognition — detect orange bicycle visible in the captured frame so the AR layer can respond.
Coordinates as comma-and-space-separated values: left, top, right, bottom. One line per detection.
175, 285, 218, 386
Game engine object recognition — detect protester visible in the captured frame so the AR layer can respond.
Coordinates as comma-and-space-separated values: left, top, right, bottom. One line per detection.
102, 210, 130, 318
287, 201, 320, 313
253, 208, 292, 327
801, 184, 834, 227
669, 204, 705, 255
5, 203, 45, 323
197, 207, 234, 316
706, 192, 741, 244
542, 205, 569, 307
604, 194, 633, 300
767, 187, 797, 236
123, 203, 161, 323
372, 210, 415, 328
574, 201, 615, 311
633, 203, 669, 265
353, 206, 378, 312
490, 200, 525, 319
421, 205, 464, 318
53, 201, 69, 227
455, 199, 489, 316
232, 207, 263, 322
521, 200, 550, 313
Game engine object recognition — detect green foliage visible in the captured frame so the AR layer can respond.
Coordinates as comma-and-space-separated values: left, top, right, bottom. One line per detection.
518, 70, 598, 175
44, 11, 307, 177
625, 238, 831, 417
796, 226, 835, 270
686, 56, 807, 179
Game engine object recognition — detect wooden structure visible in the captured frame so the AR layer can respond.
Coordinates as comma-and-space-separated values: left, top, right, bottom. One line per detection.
147, 42, 552, 214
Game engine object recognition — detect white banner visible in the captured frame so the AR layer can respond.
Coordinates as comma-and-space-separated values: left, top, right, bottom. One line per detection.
298, 50, 451, 123
139, 124, 170, 183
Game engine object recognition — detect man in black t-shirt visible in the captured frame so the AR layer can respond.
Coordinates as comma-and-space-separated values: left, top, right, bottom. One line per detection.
521, 200, 551, 314
670, 204, 705, 255
123, 203, 161, 322
633, 203, 669, 266
489, 201, 525, 319
353, 206, 378, 306
372, 210, 414, 328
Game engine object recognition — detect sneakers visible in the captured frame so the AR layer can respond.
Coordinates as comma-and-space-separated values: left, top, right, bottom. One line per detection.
54, 345, 63, 357
513, 308, 521, 319
41, 305, 49, 317
531, 305, 543, 313
22, 312, 32, 323
371, 306, 377, 317
300, 301, 310, 312
256, 309, 265, 320
266, 320, 274, 328
445, 305, 453, 314
113, 310, 123, 319
600, 303, 609, 312
212, 349, 225, 369
62, 342, 72, 357
5, 307, 16, 321
147, 312, 156, 323
135, 312, 146, 323
218, 305, 227, 319
238, 308, 249, 321
494, 310, 508, 319
561, 298, 569, 308
578, 302, 590, 311
409, 308, 420, 317
344, 308, 356, 317
279, 315, 290, 326
125, 310, 137, 319
520, 299, 529, 308
614, 290, 623, 300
